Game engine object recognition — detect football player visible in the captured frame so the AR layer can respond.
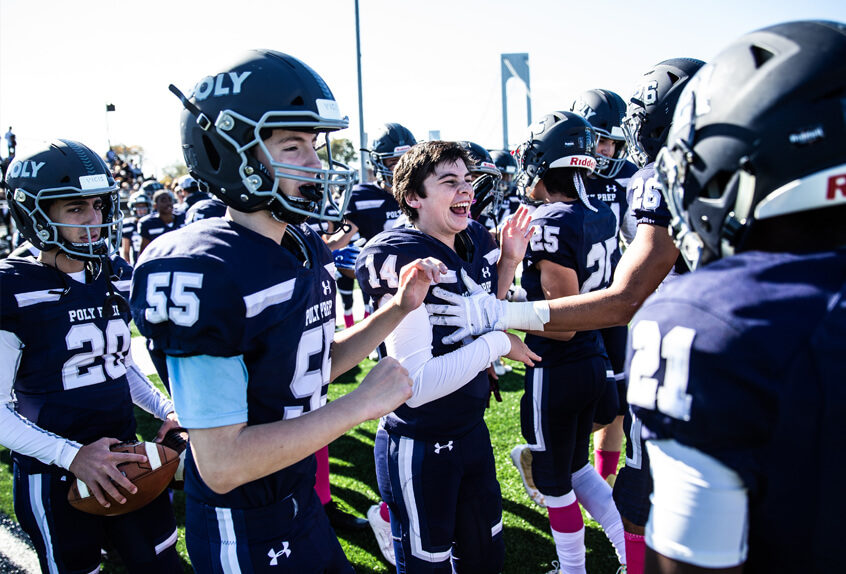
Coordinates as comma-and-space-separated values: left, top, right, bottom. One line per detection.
136, 188, 184, 255
458, 140, 504, 232
355, 140, 537, 573
427, 57, 705, 574
121, 190, 151, 264
511, 112, 626, 574
569, 88, 639, 487
490, 149, 520, 220
631, 20, 846, 573
326, 122, 416, 329
130, 50, 442, 574
1, 140, 182, 573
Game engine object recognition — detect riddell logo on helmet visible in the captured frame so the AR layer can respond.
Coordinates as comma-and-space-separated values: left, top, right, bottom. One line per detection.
568, 157, 596, 169
827, 173, 846, 200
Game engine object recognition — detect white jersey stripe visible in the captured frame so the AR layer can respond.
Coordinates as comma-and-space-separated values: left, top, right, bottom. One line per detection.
483, 248, 500, 265
29, 474, 59, 574
216, 507, 241, 573
399, 437, 452, 563
14, 289, 62, 308
155, 527, 178, 555
529, 368, 547, 452
355, 199, 385, 210
243, 278, 296, 318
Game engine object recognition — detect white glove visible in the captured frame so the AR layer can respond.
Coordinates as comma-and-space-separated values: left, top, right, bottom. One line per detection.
427, 270, 550, 345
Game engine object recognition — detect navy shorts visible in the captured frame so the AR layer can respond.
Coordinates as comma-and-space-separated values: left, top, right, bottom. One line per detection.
185, 484, 352, 574
14, 465, 180, 574
375, 422, 504, 574
521, 356, 606, 496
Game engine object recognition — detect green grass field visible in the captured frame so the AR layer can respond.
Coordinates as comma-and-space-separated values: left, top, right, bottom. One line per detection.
0, 351, 621, 573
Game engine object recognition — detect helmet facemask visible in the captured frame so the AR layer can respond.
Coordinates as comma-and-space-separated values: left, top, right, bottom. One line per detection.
11, 185, 123, 260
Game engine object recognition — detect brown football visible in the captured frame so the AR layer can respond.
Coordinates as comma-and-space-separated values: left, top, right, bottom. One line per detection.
67, 441, 179, 517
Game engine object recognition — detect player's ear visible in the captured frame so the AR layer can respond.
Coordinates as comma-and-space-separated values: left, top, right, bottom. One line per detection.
406, 192, 421, 209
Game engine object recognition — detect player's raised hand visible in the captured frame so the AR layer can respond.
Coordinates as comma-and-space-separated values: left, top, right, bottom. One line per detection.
68, 437, 147, 508
355, 357, 413, 419
395, 257, 447, 313
503, 332, 541, 367
498, 205, 534, 265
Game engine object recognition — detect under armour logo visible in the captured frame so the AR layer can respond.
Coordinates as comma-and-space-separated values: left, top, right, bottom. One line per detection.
268, 542, 291, 565
481, 267, 491, 279
434, 441, 453, 454
606, 184, 616, 194
322, 280, 332, 295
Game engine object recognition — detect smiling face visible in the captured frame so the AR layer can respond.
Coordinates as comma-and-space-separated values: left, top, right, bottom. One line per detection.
407, 159, 474, 248
46, 196, 105, 245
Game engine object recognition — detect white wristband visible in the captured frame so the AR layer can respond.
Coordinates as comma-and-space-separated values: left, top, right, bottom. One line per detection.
503, 300, 550, 331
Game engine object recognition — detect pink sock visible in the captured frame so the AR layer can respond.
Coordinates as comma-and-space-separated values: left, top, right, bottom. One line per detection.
547, 500, 584, 533
379, 501, 391, 522
315, 445, 331, 505
343, 312, 354, 328
624, 531, 645, 574
363, 310, 371, 320
594, 449, 621, 480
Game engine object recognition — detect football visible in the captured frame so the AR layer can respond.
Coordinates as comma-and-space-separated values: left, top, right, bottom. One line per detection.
67, 441, 180, 517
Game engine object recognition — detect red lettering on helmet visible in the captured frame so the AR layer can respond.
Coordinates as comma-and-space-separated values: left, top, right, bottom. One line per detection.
826, 174, 846, 200
567, 156, 596, 169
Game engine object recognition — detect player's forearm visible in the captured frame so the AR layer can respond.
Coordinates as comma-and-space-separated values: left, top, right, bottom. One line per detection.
189, 394, 370, 494
496, 258, 521, 299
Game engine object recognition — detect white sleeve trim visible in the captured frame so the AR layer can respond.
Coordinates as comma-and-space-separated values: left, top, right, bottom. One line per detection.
126, 351, 174, 421
645, 439, 749, 568
0, 330, 82, 470
381, 295, 511, 408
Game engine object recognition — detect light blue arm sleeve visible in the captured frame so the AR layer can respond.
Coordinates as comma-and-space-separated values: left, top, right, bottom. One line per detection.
166, 355, 249, 429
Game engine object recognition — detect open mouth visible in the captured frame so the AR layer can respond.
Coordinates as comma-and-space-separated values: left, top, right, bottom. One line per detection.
450, 201, 471, 216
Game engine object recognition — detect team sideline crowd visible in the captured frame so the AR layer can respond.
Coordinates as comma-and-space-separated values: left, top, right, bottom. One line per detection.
0, 18, 844, 574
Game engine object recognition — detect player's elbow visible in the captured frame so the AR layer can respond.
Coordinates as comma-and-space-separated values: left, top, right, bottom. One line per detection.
193, 458, 244, 494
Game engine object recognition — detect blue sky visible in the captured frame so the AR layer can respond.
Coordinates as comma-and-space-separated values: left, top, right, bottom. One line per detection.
2, 0, 844, 175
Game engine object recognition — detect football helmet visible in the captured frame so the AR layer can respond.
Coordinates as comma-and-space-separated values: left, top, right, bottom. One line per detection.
128, 190, 152, 218
458, 141, 503, 218
140, 180, 164, 196
622, 58, 705, 168
570, 89, 628, 178
5, 139, 123, 259
490, 149, 518, 193
515, 112, 597, 209
656, 20, 846, 270
368, 123, 416, 187
172, 49, 357, 224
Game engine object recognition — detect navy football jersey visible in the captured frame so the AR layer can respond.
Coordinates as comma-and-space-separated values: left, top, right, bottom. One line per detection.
184, 197, 227, 225
0, 255, 137, 474
345, 183, 405, 241
130, 218, 337, 509
584, 160, 638, 236
627, 249, 846, 572
122, 215, 143, 264
137, 212, 186, 243
522, 197, 617, 365
355, 221, 499, 440
624, 163, 670, 229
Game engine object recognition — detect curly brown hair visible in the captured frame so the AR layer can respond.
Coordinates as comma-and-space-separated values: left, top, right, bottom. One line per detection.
392, 141, 472, 221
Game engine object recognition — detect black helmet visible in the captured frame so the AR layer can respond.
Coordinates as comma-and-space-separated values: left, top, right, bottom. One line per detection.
570, 89, 628, 178
368, 122, 416, 187
128, 190, 153, 217
172, 49, 357, 224
516, 112, 597, 209
622, 58, 705, 168
657, 20, 846, 270
458, 141, 503, 218
5, 139, 122, 259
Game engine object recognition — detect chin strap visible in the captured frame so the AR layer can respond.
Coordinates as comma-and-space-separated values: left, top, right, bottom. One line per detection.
99, 256, 130, 318
574, 172, 597, 212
